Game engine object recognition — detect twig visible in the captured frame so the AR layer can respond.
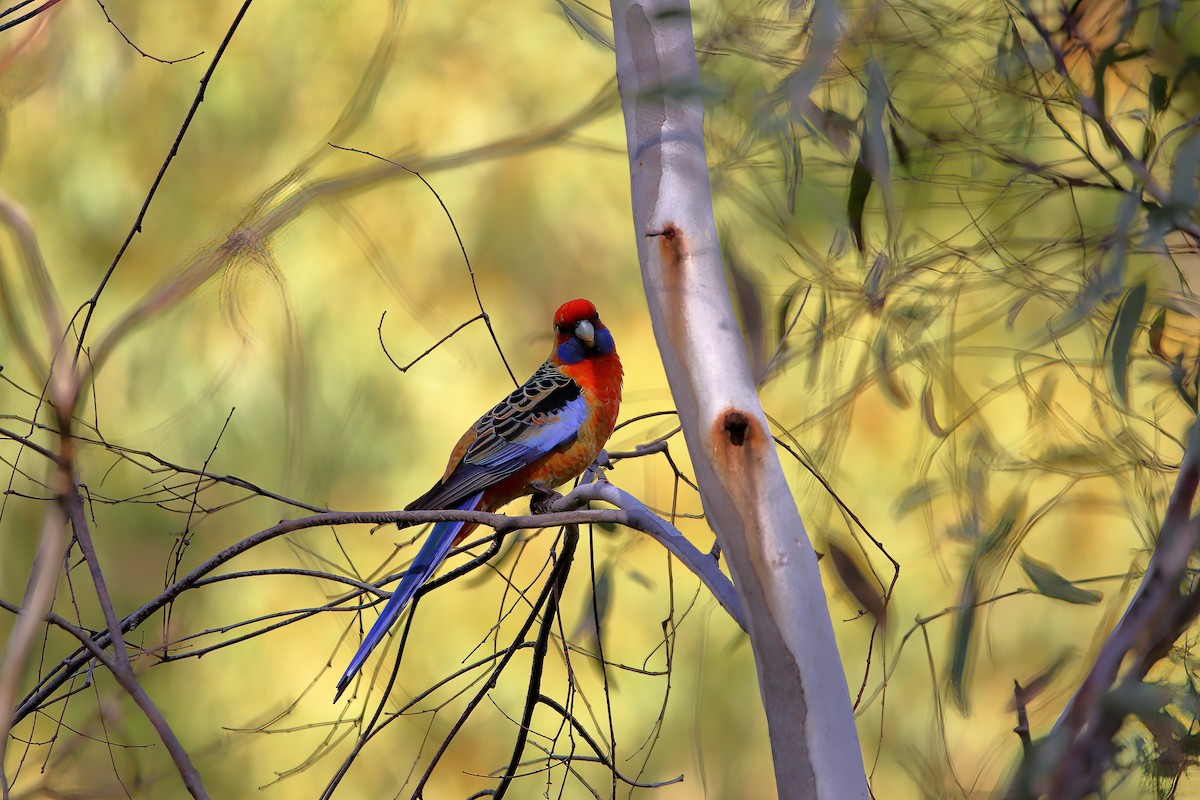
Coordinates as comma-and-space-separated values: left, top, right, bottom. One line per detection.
537, 695, 682, 788
320, 531, 572, 799
1012, 680, 1032, 757
71, 0, 258, 372
87, 82, 619, 377
415, 528, 576, 799
42, 611, 208, 798
1017, 1, 1200, 240
93, 0, 203, 64
165, 408, 237, 652
0, 0, 62, 35
377, 311, 485, 373
492, 518, 578, 799
329, 143, 517, 386
0, 426, 60, 463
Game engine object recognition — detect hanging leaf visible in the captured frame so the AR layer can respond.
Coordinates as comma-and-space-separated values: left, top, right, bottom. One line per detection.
776, 282, 803, 344
1149, 72, 1169, 113
1006, 656, 1067, 711
979, 492, 1023, 560
782, 121, 802, 215
1030, 372, 1058, 423
848, 151, 872, 251
827, 540, 887, 630
783, 0, 845, 154
863, 59, 894, 244
1106, 282, 1147, 406
889, 123, 910, 170
1170, 353, 1199, 411
1091, 46, 1121, 121
808, 291, 828, 387
874, 330, 910, 408
1104, 681, 1173, 718
1148, 306, 1168, 361
1007, 293, 1032, 328
725, 243, 768, 379
1020, 555, 1102, 605
863, 253, 888, 312
593, 562, 613, 626
921, 382, 948, 437
1170, 132, 1200, 214
1142, 127, 1157, 162
894, 480, 942, 517
949, 566, 979, 711
1047, 192, 1138, 340
554, 0, 615, 49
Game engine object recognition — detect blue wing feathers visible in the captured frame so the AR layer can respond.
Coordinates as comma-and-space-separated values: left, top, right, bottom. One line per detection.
406, 369, 587, 512
334, 491, 485, 701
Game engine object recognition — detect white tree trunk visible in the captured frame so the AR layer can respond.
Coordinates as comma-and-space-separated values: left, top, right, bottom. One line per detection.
609, 2, 869, 797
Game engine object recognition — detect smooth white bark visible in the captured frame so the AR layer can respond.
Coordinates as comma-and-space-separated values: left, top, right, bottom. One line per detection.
609, 2, 869, 797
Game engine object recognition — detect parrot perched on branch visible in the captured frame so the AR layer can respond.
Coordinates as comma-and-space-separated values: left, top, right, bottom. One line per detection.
335, 298, 623, 700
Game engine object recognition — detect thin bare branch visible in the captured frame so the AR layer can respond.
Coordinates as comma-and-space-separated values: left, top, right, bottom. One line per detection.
71, 0, 258, 373
42, 611, 208, 798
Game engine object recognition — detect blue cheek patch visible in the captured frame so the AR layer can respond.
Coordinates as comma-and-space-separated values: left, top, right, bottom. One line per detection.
594, 329, 615, 355
557, 338, 586, 364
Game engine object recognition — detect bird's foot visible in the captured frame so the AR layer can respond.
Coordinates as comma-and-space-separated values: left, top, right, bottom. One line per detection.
530, 483, 562, 515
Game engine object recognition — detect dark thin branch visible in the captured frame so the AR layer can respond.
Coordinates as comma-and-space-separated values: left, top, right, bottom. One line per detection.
87, 81, 618, 378
104, 439, 326, 513
492, 518, 577, 799
377, 311, 485, 373
394, 643, 537, 717
93, 0, 203, 64
165, 408, 237, 653
536, 695, 683, 788
417, 529, 576, 799
4, 407, 326, 512
42, 611, 208, 799
0, 426, 60, 464
0, 0, 62, 35
0, 0, 42, 19
329, 143, 518, 386
1012, 680, 1033, 757
71, 0, 257, 373
320, 531, 570, 799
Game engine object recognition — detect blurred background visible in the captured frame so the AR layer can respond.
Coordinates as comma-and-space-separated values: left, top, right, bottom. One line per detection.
1, 0, 1198, 797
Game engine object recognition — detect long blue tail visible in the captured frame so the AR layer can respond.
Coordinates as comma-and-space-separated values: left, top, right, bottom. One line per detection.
334, 492, 484, 701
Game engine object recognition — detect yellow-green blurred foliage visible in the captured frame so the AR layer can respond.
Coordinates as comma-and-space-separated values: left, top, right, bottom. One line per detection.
2, 0, 1199, 798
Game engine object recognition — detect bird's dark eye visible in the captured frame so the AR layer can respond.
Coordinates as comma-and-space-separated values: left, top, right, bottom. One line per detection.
555, 323, 570, 334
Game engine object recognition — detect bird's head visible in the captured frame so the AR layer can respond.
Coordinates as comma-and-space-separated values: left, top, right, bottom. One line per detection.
553, 298, 616, 365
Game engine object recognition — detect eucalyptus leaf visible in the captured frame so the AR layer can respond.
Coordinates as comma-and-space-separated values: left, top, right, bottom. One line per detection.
1020, 555, 1102, 605
1107, 282, 1147, 407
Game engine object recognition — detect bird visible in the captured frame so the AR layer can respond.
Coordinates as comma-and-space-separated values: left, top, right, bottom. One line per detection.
334, 298, 622, 701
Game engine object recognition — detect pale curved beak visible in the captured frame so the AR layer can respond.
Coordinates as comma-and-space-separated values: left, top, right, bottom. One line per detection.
575, 319, 596, 348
